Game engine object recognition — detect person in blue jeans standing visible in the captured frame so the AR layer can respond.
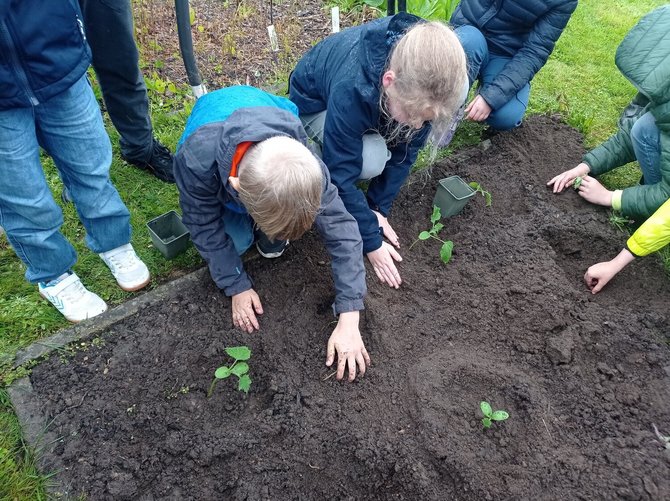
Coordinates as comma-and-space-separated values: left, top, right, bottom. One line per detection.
451, 0, 577, 131
0, 0, 150, 323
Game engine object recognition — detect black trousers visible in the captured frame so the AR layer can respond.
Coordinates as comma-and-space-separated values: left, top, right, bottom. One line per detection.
79, 0, 153, 162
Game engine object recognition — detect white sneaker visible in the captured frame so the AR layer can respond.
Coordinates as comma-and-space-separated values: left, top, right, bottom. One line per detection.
39, 273, 108, 323
99, 243, 150, 292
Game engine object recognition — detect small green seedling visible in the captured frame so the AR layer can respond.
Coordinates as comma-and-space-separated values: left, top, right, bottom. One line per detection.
207, 346, 252, 398
480, 401, 509, 429
410, 206, 453, 264
573, 176, 583, 190
468, 181, 492, 207
608, 211, 633, 232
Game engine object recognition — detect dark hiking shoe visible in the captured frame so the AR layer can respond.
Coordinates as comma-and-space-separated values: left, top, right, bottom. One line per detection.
123, 139, 175, 183
255, 228, 289, 259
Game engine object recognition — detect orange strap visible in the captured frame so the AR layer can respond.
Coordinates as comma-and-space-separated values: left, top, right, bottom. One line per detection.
230, 141, 254, 177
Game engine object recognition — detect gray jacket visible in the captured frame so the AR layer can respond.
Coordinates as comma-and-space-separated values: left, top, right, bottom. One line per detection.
174, 105, 366, 314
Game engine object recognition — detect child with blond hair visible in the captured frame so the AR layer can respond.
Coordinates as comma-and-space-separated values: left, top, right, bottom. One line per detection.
289, 13, 468, 289
174, 85, 370, 382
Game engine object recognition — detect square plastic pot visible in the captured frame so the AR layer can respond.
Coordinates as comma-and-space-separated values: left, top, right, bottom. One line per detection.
433, 175, 476, 217
146, 210, 191, 259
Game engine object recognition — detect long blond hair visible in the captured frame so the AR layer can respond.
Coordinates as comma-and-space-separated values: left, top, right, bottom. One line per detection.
237, 136, 323, 241
381, 21, 468, 153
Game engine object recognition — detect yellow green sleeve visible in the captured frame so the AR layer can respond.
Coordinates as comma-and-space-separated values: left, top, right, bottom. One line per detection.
611, 190, 623, 211
626, 198, 670, 257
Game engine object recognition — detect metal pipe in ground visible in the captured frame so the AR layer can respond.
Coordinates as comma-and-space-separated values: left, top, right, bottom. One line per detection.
174, 0, 207, 98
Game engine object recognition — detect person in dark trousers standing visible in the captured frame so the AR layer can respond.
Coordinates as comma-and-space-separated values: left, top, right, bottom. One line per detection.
78, 0, 175, 183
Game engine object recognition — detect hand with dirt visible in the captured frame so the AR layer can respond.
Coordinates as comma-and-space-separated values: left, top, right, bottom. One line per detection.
326, 311, 371, 381
231, 289, 263, 333
373, 210, 400, 248
547, 162, 590, 193
367, 242, 403, 288
465, 94, 492, 122
584, 248, 635, 294
576, 176, 614, 206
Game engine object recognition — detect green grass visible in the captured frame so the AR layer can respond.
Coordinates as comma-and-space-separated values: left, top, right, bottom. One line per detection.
0, 0, 667, 496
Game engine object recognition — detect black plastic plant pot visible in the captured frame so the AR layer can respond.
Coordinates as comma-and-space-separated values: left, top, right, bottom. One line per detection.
146, 210, 191, 259
433, 175, 476, 217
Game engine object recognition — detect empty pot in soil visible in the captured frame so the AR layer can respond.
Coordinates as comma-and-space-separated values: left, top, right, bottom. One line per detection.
433, 175, 476, 217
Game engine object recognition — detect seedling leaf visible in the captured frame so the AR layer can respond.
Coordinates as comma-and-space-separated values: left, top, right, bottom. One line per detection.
215, 366, 232, 379
433, 222, 444, 234
225, 346, 251, 361
484, 192, 492, 207
573, 176, 583, 190
440, 241, 454, 264
430, 206, 441, 224
238, 374, 252, 393
469, 181, 480, 190
482, 417, 492, 428
491, 410, 509, 421
231, 362, 249, 376
418, 231, 431, 240
480, 401, 492, 417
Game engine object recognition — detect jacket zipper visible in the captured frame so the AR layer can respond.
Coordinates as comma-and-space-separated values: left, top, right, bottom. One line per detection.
0, 19, 40, 105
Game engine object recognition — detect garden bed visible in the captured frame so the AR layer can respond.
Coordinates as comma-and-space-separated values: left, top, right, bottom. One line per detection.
11, 116, 670, 500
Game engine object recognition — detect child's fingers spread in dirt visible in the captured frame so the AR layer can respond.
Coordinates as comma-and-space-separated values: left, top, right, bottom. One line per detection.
355, 353, 367, 377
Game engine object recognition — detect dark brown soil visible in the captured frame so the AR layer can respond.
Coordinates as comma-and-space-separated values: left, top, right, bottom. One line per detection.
27, 116, 670, 500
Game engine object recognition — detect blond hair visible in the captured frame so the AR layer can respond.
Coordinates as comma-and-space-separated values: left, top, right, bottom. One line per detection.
382, 21, 468, 149
237, 136, 322, 241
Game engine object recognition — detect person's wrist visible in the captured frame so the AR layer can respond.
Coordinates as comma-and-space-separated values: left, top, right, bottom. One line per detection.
338, 310, 360, 327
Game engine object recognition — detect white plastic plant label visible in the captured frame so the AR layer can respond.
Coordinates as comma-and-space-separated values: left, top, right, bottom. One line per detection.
331, 6, 340, 33
267, 24, 279, 52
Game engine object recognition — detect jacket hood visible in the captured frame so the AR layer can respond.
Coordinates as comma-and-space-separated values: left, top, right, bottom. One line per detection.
359, 13, 423, 87
615, 5, 670, 106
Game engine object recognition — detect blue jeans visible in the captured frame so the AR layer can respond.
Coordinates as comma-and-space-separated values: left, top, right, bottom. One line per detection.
630, 111, 661, 185
456, 25, 530, 130
0, 74, 131, 283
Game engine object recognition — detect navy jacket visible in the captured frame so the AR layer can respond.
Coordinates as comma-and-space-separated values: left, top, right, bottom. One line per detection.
0, 0, 91, 109
174, 86, 366, 314
451, 0, 577, 111
289, 13, 430, 254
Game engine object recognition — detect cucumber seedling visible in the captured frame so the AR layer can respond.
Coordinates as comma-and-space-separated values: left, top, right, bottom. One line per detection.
468, 181, 492, 207
480, 401, 509, 429
208, 346, 252, 398
410, 206, 454, 264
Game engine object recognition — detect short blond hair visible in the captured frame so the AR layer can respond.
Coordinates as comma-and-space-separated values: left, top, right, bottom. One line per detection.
237, 136, 322, 241
384, 21, 468, 145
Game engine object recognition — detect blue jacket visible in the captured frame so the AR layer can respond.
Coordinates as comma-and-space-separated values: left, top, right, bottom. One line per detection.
174, 86, 366, 314
0, 0, 91, 109
450, 0, 577, 111
289, 13, 430, 254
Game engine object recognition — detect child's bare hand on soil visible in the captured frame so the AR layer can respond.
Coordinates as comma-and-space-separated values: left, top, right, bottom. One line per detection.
374, 210, 400, 248
326, 311, 370, 381
232, 289, 263, 333
367, 243, 403, 288
577, 176, 613, 206
547, 162, 590, 193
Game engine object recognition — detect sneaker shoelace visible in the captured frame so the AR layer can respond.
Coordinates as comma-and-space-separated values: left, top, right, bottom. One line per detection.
106, 249, 139, 272
56, 279, 88, 304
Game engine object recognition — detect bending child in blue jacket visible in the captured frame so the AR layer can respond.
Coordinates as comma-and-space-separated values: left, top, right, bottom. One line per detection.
289, 13, 468, 289
174, 86, 370, 382
451, 0, 577, 130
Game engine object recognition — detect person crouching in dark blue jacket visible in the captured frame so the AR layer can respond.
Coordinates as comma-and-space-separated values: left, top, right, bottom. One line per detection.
0, 0, 150, 323
451, 0, 577, 131
289, 14, 468, 290
174, 85, 370, 382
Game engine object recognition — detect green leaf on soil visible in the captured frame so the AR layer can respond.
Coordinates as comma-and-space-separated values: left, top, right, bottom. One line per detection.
225, 346, 251, 361
418, 231, 431, 240
491, 410, 509, 421
214, 366, 232, 379
433, 222, 444, 234
440, 241, 454, 264
231, 362, 249, 376
484, 192, 492, 207
482, 417, 492, 428
480, 401, 492, 417
238, 374, 252, 393
430, 206, 441, 224
469, 181, 480, 190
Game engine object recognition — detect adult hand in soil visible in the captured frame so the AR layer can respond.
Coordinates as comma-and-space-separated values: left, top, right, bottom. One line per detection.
547, 162, 590, 193
373, 210, 400, 248
232, 289, 263, 333
367, 242, 403, 288
465, 95, 492, 122
577, 176, 613, 206
326, 311, 371, 381
584, 249, 635, 294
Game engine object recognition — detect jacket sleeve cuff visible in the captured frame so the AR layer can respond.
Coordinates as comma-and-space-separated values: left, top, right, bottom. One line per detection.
332, 298, 365, 316
611, 190, 623, 211
625, 238, 645, 258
